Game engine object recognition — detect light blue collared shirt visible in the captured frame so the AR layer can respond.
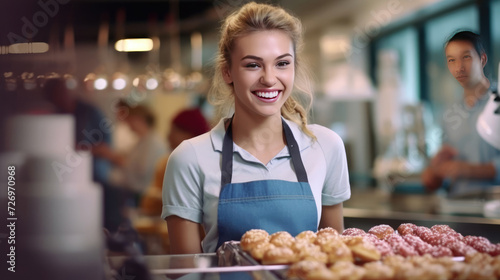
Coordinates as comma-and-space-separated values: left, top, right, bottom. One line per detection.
161, 117, 351, 252
440, 90, 500, 197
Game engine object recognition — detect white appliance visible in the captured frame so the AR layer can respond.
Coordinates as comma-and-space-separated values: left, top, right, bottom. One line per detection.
476, 62, 500, 150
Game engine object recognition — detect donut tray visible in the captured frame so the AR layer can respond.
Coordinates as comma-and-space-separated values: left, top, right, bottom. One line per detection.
217, 241, 289, 279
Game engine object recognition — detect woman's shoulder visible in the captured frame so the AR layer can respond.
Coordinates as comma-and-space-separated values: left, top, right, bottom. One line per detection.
307, 124, 344, 145
168, 132, 216, 165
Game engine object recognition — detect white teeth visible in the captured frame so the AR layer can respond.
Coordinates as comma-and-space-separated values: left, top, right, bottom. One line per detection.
255, 91, 279, 98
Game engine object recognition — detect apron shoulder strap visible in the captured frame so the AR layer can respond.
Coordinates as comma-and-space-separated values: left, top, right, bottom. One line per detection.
221, 119, 234, 187
282, 119, 309, 183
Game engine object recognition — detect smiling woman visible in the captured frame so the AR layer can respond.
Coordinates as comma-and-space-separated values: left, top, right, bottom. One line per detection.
161, 2, 351, 254
223, 30, 295, 120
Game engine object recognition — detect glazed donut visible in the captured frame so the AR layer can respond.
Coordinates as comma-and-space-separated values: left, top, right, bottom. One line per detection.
286, 260, 325, 279
296, 230, 318, 244
297, 244, 328, 264
315, 234, 344, 254
316, 227, 339, 238
397, 223, 417, 236
368, 224, 395, 240
330, 261, 366, 280
240, 229, 269, 251
248, 241, 274, 261
362, 262, 395, 280
305, 266, 335, 280
269, 231, 295, 248
429, 246, 453, 258
326, 242, 354, 264
370, 238, 394, 257
431, 224, 463, 241
342, 228, 366, 236
342, 235, 381, 262
447, 240, 477, 256
414, 226, 434, 243
463, 236, 493, 253
292, 238, 314, 252
403, 235, 433, 256
261, 246, 296, 265
385, 234, 418, 257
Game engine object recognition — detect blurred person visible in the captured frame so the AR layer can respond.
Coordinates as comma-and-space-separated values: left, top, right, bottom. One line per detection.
112, 99, 139, 154
162, 2, 350, 254
43, 77, 126, 232
104, 104, 167, 207
140, 107, 211, 216
421, 31, 500, 197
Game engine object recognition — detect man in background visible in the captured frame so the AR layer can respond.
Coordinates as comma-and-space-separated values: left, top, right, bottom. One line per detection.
422, 31, 500, 197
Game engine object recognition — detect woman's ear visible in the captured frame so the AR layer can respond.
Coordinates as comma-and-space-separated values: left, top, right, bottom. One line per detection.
222, 66, 233, 85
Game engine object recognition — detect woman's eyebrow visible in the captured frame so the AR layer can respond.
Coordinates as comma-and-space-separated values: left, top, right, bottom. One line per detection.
240, 53, 293, 61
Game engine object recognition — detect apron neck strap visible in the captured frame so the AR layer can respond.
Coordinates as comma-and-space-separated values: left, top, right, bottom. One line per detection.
221, 117, 309, 187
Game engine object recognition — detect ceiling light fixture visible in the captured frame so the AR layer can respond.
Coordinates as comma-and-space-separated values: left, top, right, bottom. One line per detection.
115, 38, 153, 52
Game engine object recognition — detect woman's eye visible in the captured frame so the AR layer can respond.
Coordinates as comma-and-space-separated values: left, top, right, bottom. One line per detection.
245, 63, 260, 68
464, 55, 471, 59
277, 61, 290, 67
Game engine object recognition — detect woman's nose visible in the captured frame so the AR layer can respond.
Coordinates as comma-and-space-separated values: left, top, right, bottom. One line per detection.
260, 68, 277, 86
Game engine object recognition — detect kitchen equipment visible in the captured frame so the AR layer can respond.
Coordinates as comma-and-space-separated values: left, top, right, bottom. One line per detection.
476, 62, 500, 150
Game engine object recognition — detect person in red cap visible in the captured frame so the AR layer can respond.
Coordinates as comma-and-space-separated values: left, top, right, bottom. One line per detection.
167, 108, 211, 151
140, 107, 210, 217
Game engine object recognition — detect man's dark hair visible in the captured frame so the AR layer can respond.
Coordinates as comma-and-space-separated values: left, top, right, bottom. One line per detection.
446, 30, 485, 56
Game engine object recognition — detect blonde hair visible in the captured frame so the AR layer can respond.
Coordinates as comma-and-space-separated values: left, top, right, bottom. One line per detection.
207, 2, 316, 139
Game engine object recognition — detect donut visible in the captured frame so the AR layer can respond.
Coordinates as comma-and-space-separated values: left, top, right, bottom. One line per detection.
342, 228, 366, 236
330, 261, 366, 280
240, 229, 269, 251
269, 231, 295, 248
362, 262, 395, 280
397, 223, 417, 236
297, 245, 328, 264
326, 242, 354, 264
315, 234, 344, 253
414, 226, 434, 243
305, 266, 336, 280
248, 241, 274, 261
261, 246, 296, 265
350, 241, 381, 262
431, 224, 463, 241
429, 246, 453, 258
296, 230, 318, 244
463, 236, 493, 253
316, 227, 339, 238
286, 260, 325, 279
403, 235, 433, 256
370, 238, 394, 257
385, 234, 418, 257
368, 224, 395, 240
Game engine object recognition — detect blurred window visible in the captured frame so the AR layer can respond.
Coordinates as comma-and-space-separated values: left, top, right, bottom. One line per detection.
492, 0, 500, 84
374, 27, 419, 105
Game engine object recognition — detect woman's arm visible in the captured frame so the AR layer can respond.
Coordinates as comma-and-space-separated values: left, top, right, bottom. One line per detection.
166, 216, 203, 254
319, 203, 344, 233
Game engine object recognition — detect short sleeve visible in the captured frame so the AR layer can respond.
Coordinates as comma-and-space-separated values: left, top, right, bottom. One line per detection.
311, 125, 351, 205
161, 141, 204, 223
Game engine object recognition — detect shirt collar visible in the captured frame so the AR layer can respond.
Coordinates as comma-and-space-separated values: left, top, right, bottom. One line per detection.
210, 117, 313, 154
462, 89, 491, 111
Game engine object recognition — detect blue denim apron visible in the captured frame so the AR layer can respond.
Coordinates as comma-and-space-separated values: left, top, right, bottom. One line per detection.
216, 118, 318, 248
